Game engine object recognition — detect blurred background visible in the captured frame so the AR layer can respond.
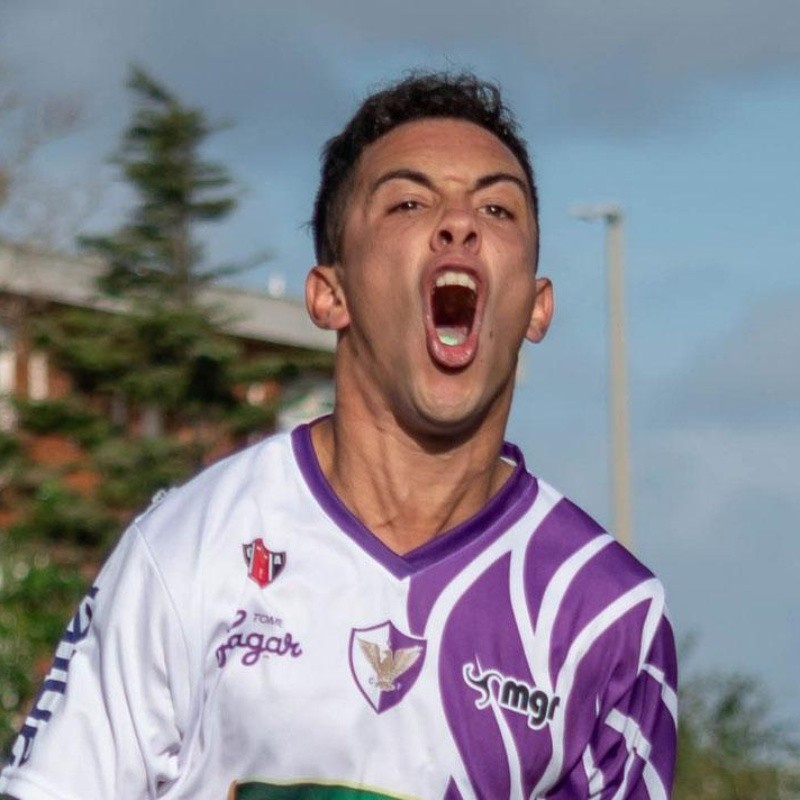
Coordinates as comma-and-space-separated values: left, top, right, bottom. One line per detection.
1, 1, 798, 795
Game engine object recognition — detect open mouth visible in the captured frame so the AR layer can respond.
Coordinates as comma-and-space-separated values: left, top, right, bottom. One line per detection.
431, 272, 478, 347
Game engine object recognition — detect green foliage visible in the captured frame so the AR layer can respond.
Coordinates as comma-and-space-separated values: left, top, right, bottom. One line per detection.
9, 479, 116, 548
31, 306, 133, 393
675, 672, 800, 799
225, 400, 278, 439
0, 65, 330, 761
0, 437, 24, 535
0, 431, 19, 464
13, 397, 111, 447
0, 536, 90, 758
80, 65, 239, 305
37, 302, 241, 411
230, 352, 334, 385
92, 436, 201, 509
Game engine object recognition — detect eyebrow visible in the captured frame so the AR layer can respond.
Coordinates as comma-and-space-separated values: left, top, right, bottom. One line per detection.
474, 172, 530, 199
368, 168, 530, 200
368, 168, 434, 196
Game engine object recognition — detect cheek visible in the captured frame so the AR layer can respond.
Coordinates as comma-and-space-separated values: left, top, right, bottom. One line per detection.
345, 245, 417, 306
485, 282, 537, 347
341, 264, 409, 332
495, 266, 537, 308
484, 230, 537, 278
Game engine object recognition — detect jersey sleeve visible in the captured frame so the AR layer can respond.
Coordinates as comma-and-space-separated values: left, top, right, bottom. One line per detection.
0, 523, 192, 800
549, 613, 678, 799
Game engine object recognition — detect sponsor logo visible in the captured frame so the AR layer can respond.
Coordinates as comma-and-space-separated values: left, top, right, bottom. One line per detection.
216, 608, 302, 667
10, 586, 98, 767
243, 538, 285, 588
463, 661, 560, 730
349, 621, 426, 713
228, 780, 405, 799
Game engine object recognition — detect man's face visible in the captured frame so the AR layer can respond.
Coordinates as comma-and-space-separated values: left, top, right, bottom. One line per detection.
310, 117, 552, 438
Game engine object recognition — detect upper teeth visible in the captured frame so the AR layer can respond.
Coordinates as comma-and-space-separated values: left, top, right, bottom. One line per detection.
435, 271, 477, 291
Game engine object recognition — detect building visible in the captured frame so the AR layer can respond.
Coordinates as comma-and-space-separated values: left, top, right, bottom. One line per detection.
0, 243, 334, 428
0, 243, 334, 520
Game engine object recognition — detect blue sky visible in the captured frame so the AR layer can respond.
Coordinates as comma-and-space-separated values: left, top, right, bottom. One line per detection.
2, 0, 799, 724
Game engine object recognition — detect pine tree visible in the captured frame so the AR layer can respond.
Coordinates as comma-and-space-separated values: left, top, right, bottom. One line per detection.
1, 68, 330, 755
25, 66, 268, 522
82, 66, 237, 304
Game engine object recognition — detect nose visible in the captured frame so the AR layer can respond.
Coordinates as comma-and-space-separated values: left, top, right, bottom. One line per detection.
431, 205, 479, 252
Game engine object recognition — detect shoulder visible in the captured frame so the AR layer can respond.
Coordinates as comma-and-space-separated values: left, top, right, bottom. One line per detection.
139, 428, 296, 518
527, 477, 659, 597
131, 429, 298, 559
504, 445, 652, 590
520, 477, 670, 666
93, 430, 306, 654
520, 480, 675, 699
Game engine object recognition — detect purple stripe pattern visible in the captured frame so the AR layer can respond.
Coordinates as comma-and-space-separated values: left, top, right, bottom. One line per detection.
292, 421, 677, 797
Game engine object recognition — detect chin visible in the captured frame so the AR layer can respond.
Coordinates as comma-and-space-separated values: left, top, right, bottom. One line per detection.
401, 388, 501, 442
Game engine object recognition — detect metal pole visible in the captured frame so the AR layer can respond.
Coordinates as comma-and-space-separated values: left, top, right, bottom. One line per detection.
605, 212, 633, 550
570, 204, 633, 550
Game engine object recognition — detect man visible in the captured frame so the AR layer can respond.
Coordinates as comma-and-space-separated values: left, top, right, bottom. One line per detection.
1, 72, 677, 799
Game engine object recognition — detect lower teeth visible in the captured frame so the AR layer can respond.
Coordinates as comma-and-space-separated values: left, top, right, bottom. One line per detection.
437, 328, 467, 346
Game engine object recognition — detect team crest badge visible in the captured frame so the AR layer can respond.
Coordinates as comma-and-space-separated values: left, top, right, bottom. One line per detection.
243, 538, 285, 588
349, 621, 426, 713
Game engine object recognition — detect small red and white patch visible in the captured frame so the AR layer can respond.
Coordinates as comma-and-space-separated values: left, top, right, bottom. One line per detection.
242, 538, 286, 588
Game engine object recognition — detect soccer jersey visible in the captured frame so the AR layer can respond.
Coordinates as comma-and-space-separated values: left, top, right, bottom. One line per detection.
0, 422, 677, 800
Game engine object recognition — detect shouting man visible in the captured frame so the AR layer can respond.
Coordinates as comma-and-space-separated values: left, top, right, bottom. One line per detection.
1, 72, 677, 800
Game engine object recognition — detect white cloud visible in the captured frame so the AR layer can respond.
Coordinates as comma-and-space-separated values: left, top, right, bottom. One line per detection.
3, 0, 800, 144
636, 422, 800, 722
661, 293, 800, 425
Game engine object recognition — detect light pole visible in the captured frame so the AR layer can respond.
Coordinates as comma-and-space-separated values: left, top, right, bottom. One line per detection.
571, 204, 633, 551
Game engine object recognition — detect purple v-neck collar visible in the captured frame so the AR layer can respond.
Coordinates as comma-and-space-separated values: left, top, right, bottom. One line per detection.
290, 420, 538, 579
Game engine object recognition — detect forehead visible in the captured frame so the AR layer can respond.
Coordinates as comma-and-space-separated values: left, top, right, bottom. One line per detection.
353, 118, 529, 192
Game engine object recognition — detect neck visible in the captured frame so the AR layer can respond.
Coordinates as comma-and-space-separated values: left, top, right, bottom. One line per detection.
310, 404, 514, 555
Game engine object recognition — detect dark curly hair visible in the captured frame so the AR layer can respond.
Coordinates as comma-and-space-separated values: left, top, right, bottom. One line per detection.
312, 71, 538, 265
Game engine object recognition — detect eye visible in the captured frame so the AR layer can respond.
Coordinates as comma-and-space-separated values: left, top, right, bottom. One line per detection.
482, 203, 513, 220
389, 199, 423, 213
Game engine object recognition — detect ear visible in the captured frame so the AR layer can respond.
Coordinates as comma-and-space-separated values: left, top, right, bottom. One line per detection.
525, 277, 554, 344
305, 265, 351, 331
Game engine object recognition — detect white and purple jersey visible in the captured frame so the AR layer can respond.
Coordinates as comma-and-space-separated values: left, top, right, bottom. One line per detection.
0, 422, 677, 800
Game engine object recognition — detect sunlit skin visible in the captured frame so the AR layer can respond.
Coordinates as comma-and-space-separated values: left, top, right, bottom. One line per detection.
305, 119, 553, 554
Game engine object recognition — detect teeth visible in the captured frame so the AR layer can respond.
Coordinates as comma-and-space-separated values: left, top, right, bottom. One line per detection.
434, 271, 477, 292
436, 327, 468, 346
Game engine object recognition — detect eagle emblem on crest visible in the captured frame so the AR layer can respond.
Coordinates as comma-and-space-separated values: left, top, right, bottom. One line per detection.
357, 638, 423, 691
349, 621, 426, 713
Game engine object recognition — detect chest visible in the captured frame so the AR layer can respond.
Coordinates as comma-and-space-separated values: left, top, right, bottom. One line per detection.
189, 529, 575, 799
